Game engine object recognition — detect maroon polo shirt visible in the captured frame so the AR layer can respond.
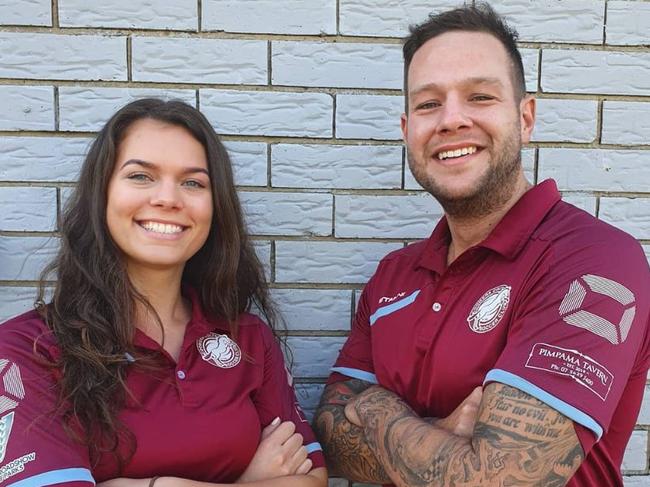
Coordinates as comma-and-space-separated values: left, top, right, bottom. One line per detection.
0, 290, 323, 485
329, 179, 650, 486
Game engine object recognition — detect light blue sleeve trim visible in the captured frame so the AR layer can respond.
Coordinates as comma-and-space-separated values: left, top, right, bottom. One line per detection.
7, 468, 95, 487
485, 369, 603, 440
331, 367, 378, 384
369, 289, 420, 326
305, 442, 323, 454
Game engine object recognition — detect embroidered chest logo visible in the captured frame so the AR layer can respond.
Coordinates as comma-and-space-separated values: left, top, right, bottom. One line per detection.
0, 360, 25, 463
559, 274, 636, 345
467, 285, 511, 334
196, 333, 241, 369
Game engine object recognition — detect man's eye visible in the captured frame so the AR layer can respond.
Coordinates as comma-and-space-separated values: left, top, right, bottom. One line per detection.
416, 101, 440, 110
471, 95, 494, 101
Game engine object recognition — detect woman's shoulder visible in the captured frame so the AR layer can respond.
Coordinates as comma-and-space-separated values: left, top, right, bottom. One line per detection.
0, 310, 58, 358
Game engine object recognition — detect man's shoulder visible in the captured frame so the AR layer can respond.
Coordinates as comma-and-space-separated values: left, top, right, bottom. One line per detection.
540, 200, 643, 255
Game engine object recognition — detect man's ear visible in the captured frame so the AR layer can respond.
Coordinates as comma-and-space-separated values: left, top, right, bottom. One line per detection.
401, 112, 408, 142
520, 95, 536, 144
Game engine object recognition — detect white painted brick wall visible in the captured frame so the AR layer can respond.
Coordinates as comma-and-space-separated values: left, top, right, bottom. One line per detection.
132, 38, 267, 84
336, 95, 403, 140
335, 194, 443, 239
287, 336, 348, 378
339, 0, 460, 37
521, 49, 540, 93
533, 99, 598, 143
0, 0, 50, 26
1, 2, 649, 483
561, 193, 597, 215
202, 0, 336, 35
623, 430, 649, 471
0, 187, 57, 231
542, 49, 650, 96
59, 87, 197, 132
602, 101, 650, 146
0, 236, 59, 281
272, 289, 352, 331
58, 0, 197, 30
538, 149, 650, 192
271, 144, 403, 189
272, 42, 403, 89
0, 287, 39, 322
0, 33, 126, 81
0, 85, 54, 131
200, 90, 333, 138
607, 1, 650, 46
241, 191, 332, 236
599, 197, 650, 240
224, 142, 268, 187
0, 137, 90, 182
495, 1, 604, 43
275, 241, 402, 284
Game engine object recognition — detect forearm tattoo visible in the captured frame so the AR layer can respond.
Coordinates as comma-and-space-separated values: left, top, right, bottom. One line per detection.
313, 379, 392, 483
355, 383, 584, 487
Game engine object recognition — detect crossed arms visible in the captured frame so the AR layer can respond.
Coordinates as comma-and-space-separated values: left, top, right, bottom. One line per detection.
313, 378, 584, 486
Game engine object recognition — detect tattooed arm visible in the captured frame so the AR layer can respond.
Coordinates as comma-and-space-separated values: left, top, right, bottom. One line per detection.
313, 378, 393, 483
346, 382, 584, 487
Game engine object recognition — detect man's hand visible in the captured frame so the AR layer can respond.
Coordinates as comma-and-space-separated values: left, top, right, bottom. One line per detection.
432, 386, 482, 438
237, 418, 311, 483
345, 385, 482, 439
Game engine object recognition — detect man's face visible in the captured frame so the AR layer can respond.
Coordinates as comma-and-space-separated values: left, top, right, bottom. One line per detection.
401, 31, 535, 218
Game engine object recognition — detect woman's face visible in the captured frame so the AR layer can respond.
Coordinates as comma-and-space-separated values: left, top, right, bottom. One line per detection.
106, 118, 213, 276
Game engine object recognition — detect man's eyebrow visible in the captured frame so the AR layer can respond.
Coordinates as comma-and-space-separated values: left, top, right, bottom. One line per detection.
120, 159, 210, 176
409, 77, 505, 97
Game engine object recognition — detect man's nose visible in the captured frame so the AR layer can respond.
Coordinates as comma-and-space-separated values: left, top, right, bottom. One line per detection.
437, 98, 472, 133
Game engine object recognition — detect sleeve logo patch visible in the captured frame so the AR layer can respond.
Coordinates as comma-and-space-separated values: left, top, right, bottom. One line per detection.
196, 333, 241, 369
0, 360, 25, 417
526, 343, 613, 400
559, 274, 636, 345
0, 412, 15, 463
467, 285, 511, 333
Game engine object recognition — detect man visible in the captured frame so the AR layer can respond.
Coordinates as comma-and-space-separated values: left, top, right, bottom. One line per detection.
313, 3, 650, 486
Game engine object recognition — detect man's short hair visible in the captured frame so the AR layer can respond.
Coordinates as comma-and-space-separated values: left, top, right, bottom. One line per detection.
403, 2, 526, 101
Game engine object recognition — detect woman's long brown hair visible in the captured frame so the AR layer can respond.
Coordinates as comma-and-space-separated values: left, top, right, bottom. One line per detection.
36, 98, 277, 467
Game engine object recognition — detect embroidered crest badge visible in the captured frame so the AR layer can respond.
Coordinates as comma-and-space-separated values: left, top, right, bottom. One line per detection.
467, 285, 511, 333
196, 333, 241, 369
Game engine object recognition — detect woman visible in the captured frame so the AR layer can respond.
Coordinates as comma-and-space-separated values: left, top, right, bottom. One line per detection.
0, 99, 327, 487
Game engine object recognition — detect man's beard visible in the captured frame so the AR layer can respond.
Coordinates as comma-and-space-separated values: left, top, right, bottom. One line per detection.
407, 132, 523, 220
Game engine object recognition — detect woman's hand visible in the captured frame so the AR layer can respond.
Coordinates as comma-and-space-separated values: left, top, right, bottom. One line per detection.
236, 418, 312, 483
97, 478, 150, 487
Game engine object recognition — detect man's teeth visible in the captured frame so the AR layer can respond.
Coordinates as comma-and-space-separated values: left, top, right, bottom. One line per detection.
140, 222, 184, 234
437, 146, 477, 160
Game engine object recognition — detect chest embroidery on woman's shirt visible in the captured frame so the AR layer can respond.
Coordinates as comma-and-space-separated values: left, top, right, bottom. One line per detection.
196, 333, 241, 369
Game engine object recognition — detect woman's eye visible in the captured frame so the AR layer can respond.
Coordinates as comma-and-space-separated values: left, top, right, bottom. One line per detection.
183, 180, 206, 189
127, 173, 152, 182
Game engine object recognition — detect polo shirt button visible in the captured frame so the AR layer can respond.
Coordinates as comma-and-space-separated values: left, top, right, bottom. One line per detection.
177, 370, 186, 380
432, 302, 442, 312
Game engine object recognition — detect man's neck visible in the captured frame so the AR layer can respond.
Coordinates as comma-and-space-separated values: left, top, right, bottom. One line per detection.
446, 178, 531, 265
